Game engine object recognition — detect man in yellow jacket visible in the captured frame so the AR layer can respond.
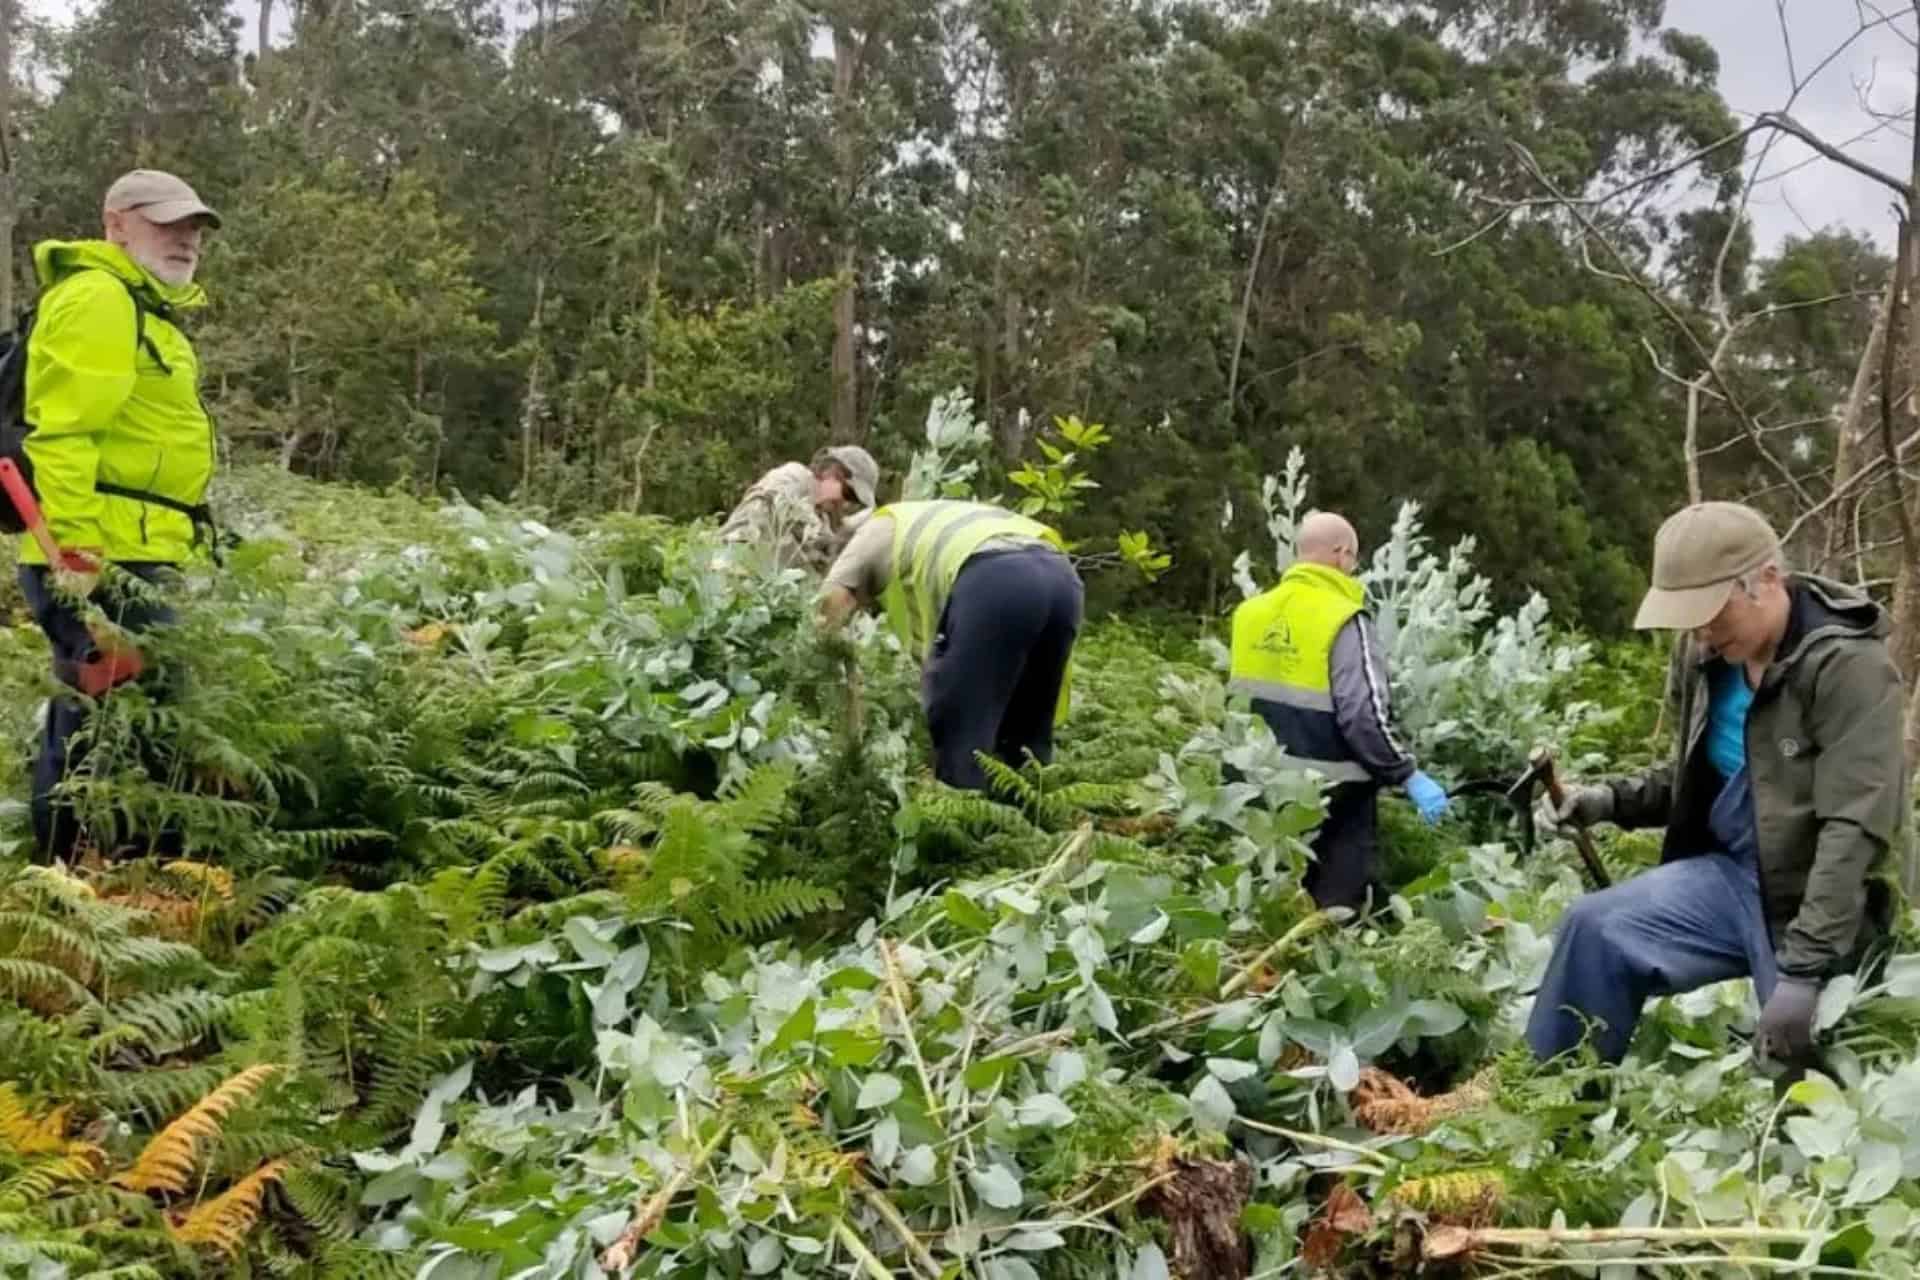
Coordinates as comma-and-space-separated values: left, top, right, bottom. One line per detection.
819, 499, 1083, 790
1230, 511, 1449, 911
14, 169, 220, 858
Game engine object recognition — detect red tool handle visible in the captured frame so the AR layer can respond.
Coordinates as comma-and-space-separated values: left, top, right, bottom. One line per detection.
0, 457, 142, 696
0, 458, 61, 565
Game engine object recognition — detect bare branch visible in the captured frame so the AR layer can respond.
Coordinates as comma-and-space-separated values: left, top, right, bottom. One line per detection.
1756, 118, 1909, 188
1507, 141, 1815, 510
1777, 0, 1799, 88
1857, 0, 1920, 51
1755, 112, 1915, 201
1430, 205, 1514, 258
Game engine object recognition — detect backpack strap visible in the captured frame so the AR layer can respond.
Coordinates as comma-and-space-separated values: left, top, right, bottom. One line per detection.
93, 480, 226, 565
129, 294, 172, 376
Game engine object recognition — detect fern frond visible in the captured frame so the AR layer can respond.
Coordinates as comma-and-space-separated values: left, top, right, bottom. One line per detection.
91, 988, 241, 1058
169, 1158, 287, 1254
161, 861, 236, 900
98, 891, 202, 940
912, 790, 1047, 842
0, 1238, 98, 1268
714, 879, 842, 937
308, 1241, 428, 1280
113, 1064, 283, 1195
1388, 1168, 1506, 1220
975, 754, 1042, 808
0, 1150, 107, 1210
0, 1085, 74, 1156
281, 1165, 355, 1243
1048, 780, 1134, 813
717, 762, 796, 834
275, 828, 393, 857
0, 958, 97, 1013
101, 1063, 234, 1125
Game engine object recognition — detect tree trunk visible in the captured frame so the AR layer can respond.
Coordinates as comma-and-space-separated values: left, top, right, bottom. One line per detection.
520, 269, 546, 494
1227, 187, 1279, 417
1894, 23, 1920, 759
254, 0, 273, 108
644, 109, 671, 395
1821, 276, 1894, 574
280, 333, 302, 469
0, 0, 15, 324
830, 25, 859, 439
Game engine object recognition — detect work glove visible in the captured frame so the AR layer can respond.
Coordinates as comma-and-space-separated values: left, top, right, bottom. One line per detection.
52, 548, 101, 602
1536, 783, 1613, 838
1755, 978, 1821, 1068
1404, 771, 1450, 825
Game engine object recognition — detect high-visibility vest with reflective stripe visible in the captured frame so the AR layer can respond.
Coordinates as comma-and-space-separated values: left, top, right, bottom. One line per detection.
1229, 561, 1371, 785
875, 500, 1074, 722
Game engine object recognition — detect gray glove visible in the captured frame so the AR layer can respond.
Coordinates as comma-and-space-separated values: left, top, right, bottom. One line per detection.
1535, 783, 1614, 839
1755, 978, 1820, 1067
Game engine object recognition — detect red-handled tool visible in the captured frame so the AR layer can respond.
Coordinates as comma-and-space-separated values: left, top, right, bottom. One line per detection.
0, 458, 145, 696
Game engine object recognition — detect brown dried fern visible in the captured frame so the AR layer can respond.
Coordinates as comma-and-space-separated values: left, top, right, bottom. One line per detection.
1350, 1067, 1494, 1137
170, 1159, 289, 1254
163, 861, 236, 900
113, 1064, 282, 1195
0, 1086, 73, 1156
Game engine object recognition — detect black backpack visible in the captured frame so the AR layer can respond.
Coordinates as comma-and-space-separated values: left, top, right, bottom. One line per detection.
0, 274, 215, 540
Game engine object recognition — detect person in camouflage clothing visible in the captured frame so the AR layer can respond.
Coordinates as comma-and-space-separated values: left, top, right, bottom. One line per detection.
718, 446, 879, 573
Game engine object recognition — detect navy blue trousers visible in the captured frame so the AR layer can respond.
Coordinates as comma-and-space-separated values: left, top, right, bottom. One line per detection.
922, 546, 1083, 791
1527, 768, 1778, 1062
19, 563, 176, 860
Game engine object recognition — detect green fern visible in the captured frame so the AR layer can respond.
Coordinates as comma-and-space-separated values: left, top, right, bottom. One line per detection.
84, 988, 245, 1058
716, 878, 844, 938
281, 1165, 356, 1243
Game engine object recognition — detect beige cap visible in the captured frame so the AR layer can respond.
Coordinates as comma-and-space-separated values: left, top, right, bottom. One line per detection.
104, 169, 221, 229
1634, 501, 1781, 630
824, 445, 879, 509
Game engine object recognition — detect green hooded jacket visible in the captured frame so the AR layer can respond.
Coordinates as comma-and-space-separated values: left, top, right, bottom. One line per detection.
1610, 575, 1909, 979
20, 240, 214, 566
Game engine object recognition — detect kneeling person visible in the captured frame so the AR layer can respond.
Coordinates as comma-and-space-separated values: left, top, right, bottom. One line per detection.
819, 500, 1083, 790
1529, 502, 1904, 1069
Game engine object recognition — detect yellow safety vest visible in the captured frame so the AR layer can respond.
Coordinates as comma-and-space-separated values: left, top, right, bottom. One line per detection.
875, 500, 1074, 723
1229, 561, 1371, 784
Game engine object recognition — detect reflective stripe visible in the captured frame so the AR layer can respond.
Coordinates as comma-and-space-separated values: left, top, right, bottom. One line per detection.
898, 501, 965, 565
1294, 758, 1373, 785
1227, 677, 1333, 712
1353, 615, 1410, 761
925, 508, 1004, 582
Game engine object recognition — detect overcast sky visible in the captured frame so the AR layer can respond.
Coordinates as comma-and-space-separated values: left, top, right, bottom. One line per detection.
1663, 0, 1917, 249
19, 0, 1918, 251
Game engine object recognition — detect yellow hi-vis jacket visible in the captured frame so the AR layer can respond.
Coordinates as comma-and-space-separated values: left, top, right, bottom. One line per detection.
1229, 560, 1400, 786
21, 240, 215, 565
875, 500, 1074, 723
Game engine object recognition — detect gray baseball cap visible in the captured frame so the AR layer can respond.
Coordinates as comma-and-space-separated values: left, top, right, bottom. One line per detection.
105, 169, 222, 230
1634, 501, 1782, 630
824, 445, 879, 508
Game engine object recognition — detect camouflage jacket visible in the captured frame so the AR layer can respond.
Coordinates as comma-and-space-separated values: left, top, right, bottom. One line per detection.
718, 463, 842, 573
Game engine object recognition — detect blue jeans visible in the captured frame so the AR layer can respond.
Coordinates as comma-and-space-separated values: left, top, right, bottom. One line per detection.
1527, 769, 1777, 1062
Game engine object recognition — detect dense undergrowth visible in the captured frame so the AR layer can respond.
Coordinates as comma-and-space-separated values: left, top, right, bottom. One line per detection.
0, 466, 1916, 1279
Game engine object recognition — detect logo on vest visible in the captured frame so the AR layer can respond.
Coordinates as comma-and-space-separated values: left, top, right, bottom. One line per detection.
1255, 618, 1298, 662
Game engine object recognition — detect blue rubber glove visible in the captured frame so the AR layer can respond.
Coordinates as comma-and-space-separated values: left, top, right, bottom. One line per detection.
1404, 771, 1450, 825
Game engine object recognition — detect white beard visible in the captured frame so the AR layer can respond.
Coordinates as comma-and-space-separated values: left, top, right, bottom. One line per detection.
133, 247, 196, 287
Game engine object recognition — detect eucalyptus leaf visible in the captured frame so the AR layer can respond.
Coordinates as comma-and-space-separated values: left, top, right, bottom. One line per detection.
857, 1072, 904, 1110
1190, 1075, 1235, 1133
898, 1145, 938, 1186
969, 1163, 1024, 1209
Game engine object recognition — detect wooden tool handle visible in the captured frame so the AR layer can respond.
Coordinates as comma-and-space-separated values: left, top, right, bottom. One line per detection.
0, 459, 61, 565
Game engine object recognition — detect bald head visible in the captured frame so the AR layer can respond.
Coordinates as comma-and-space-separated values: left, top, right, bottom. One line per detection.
1297, 511, 1360, 572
